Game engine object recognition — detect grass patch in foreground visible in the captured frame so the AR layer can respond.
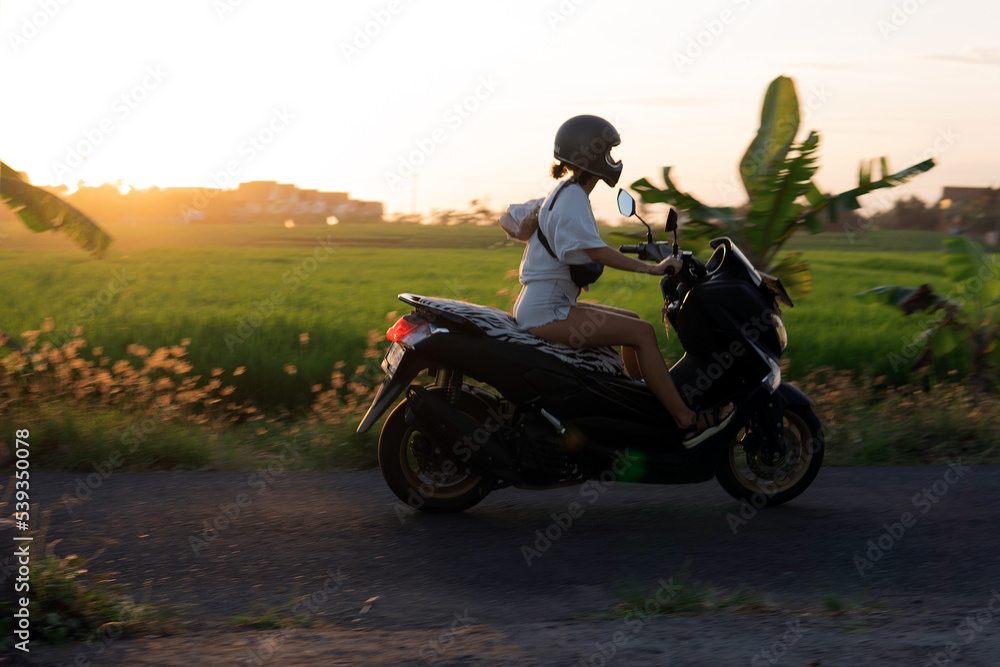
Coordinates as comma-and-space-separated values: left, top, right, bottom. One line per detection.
577, 566, 779, 620
229, 601, 327, 631
820, 591, 882, 617
799, 370, 1000, 466
0, 403, 380, 472
26, 553, 182, 642
0, 323, 387, 472
5, 368, 1000, 473
0, 509, 182, 649
579, 570, 887, 629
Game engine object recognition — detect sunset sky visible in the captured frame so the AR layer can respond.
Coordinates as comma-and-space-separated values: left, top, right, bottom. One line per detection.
2, 0, 998, 221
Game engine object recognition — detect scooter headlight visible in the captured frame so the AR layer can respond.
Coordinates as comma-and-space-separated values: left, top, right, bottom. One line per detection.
771, 314, 787, 353
762, 356, 781, 393
749, 341, 781, 393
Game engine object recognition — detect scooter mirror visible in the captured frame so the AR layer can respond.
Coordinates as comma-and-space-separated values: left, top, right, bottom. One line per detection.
665, 207, 678, 232
617, 189, 635, 217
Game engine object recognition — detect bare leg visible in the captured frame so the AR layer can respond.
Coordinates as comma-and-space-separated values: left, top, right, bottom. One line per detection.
576, 302, 643, 379
576, 301, 640, 318
529, 307, 698, 428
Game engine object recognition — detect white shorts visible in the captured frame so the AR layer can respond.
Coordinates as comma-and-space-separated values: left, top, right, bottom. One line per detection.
513, 279, 580, 329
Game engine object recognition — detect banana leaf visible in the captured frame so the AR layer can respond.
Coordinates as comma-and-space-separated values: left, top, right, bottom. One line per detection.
630, 169, 742, 252
768, 252, 812, 300
804, 158, 936, 229
855, 284, 962, 314
740, 76, 799, 202
856, 285, 922, 306
630, 75, 936, 306
744, 131, 821, 268
943, 236, 992, 283
632, 168, 740, 225
0, 161, 113, 258
942, 236, 1000, 313
930, 323, 963, 357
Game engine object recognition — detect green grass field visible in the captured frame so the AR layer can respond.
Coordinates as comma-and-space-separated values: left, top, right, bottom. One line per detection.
3, 219, 998, 470
0, 221, 975, 410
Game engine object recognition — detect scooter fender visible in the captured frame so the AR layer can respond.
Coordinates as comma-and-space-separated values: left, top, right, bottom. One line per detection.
356, 351, 427, 434
743, 381, 814, 458
776, 381, 814, 406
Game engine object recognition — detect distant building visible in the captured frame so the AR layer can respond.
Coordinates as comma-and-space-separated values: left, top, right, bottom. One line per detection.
939, 186, 1000, 245
318, 191, 350, 211
940, 186, 997, 204
233, 182, 356, 222
295, 189, 320, 214
36, 181, 382, 226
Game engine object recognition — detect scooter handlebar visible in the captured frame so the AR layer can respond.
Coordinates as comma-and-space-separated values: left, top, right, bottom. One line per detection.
619, 242, 676, 273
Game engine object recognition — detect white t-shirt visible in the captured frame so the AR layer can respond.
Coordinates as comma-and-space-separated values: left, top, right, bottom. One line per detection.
518, 181, 606, 284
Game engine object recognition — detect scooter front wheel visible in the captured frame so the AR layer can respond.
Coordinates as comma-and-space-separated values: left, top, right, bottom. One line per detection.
378, 386, 494, 514
716, 404, 824, 506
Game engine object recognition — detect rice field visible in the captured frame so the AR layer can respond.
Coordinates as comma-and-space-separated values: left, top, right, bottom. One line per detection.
0, 221, 972, 411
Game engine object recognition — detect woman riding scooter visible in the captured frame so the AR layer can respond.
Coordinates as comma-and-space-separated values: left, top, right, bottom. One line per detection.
505, 115, 732, 445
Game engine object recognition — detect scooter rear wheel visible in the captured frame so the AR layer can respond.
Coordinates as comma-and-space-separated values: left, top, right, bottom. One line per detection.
716, 404, 824, 506
378, 386, 494, 514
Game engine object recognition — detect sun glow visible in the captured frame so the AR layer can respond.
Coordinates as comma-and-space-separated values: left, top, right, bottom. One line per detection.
1, 0, 997, 222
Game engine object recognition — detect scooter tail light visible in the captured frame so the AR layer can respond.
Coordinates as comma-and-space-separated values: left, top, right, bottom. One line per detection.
386, 317, 424, 343
386, 316, 446, 348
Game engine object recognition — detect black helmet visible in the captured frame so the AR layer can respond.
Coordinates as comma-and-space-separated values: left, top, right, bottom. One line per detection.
553, 115, 622, 187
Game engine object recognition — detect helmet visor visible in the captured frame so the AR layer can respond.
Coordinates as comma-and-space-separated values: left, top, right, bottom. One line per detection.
605, 146, 621, 169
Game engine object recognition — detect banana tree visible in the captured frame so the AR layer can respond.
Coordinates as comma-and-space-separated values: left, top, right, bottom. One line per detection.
857, 236, 1000, 395
1, 161, 113, 257
629, 75, 934, 298
1, 161, 113, 360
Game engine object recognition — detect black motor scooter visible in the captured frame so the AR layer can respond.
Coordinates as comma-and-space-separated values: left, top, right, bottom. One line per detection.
357, 190, 823, 513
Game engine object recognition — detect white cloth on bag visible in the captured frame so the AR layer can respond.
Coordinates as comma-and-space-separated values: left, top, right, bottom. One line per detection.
508, 198, 544, 223
500, 198, 543, 239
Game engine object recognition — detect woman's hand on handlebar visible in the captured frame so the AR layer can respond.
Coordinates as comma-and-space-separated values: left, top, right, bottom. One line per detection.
649, 255, 682, 276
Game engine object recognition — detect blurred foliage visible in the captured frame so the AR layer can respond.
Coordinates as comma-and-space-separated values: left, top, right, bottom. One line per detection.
631, 75, 934, 299
800, 367, 1000, 465
866, 196, 943, 233
857, 236, 1000, 394
0, 161, 113, 257
0, 319, 387, 472
0, 505, 181, 647
427, 199, 501, 226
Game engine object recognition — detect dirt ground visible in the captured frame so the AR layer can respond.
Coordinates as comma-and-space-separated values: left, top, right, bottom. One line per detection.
13, 613, 1000, 666
5, 467, 1000, 665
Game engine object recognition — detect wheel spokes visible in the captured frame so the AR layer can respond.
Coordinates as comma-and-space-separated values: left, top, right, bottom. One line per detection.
732, 412, 812, 495
399, 427, 481, 500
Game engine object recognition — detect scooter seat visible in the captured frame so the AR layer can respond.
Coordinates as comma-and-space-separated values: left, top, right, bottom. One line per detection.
398, 294, 625, 377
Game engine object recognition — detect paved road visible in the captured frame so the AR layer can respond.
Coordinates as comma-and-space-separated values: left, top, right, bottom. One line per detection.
8, 466, 1000, 665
